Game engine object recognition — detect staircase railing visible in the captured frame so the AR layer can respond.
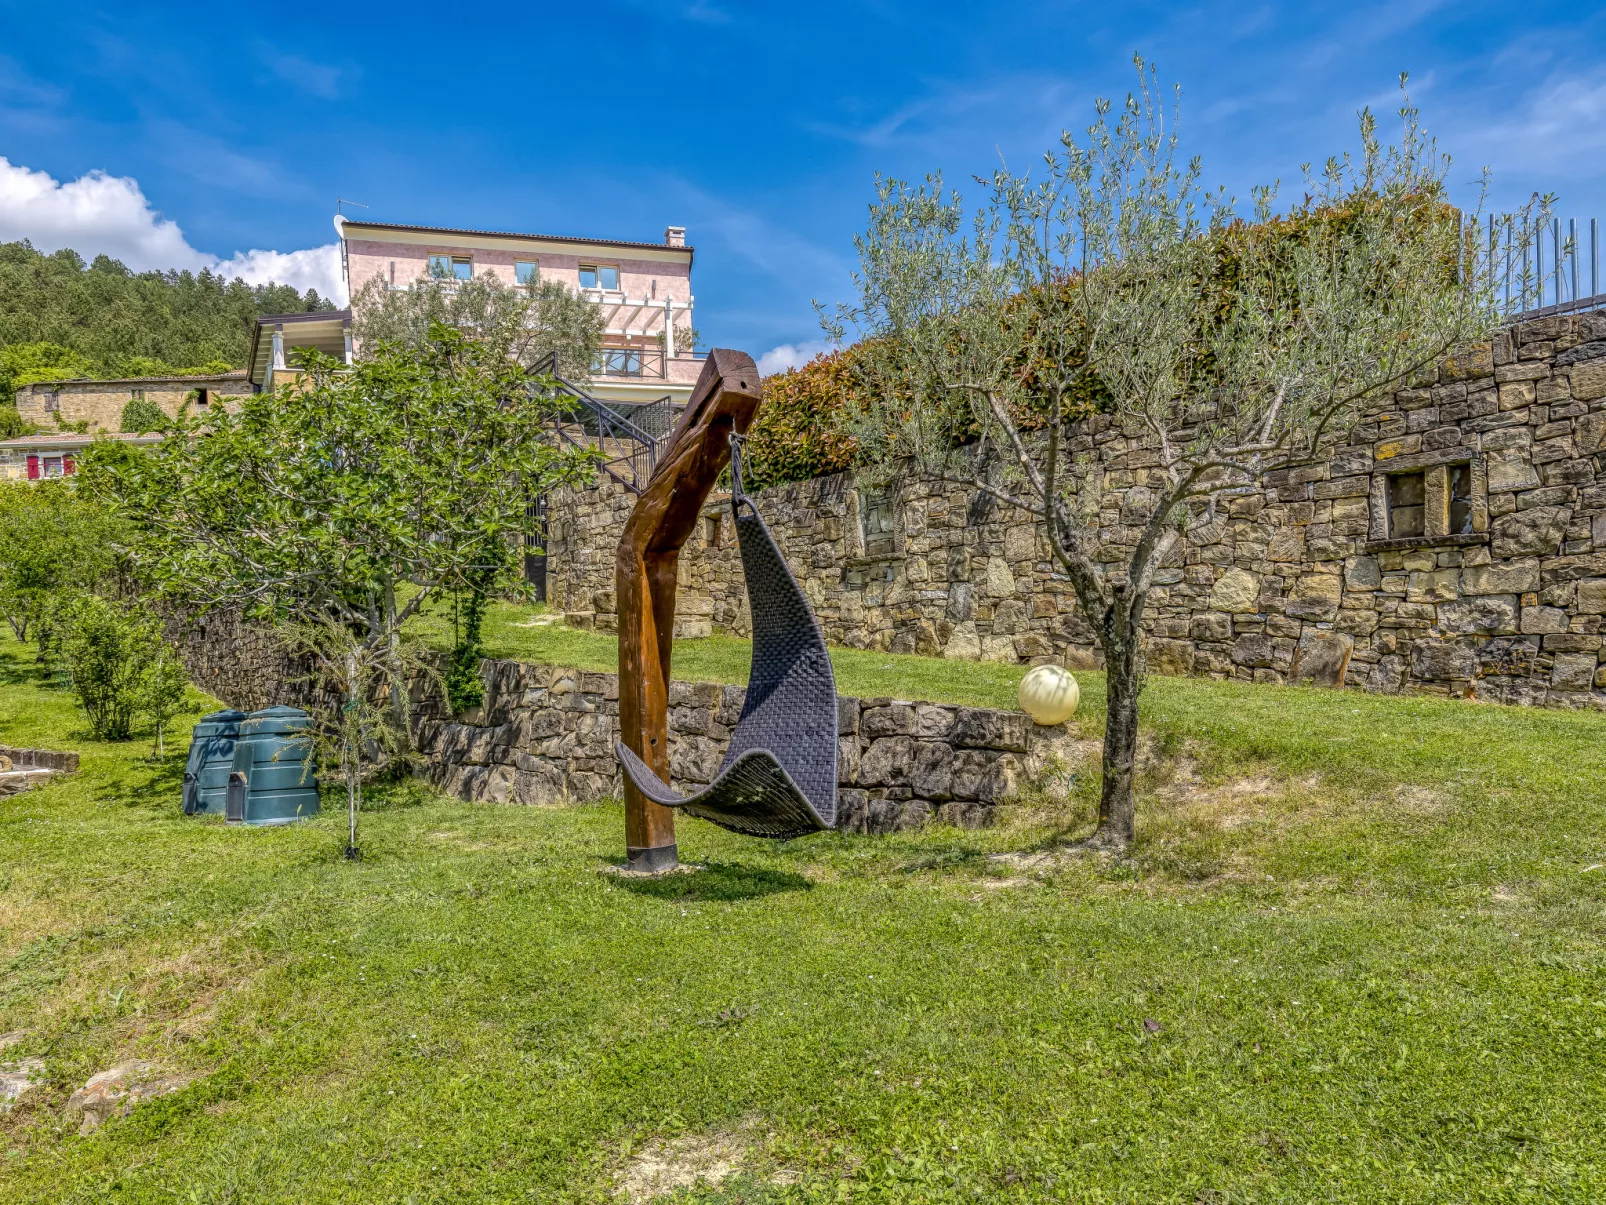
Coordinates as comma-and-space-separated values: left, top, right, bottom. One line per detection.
526, 353, 674, 493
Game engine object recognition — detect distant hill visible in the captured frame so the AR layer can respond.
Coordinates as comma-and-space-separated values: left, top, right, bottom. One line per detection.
0, 240, 334, 401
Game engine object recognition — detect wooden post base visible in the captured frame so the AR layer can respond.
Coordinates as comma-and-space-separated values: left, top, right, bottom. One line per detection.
625, 843, 680, 874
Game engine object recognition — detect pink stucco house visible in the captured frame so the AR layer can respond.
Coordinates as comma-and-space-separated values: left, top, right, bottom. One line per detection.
338, 217, 701, 408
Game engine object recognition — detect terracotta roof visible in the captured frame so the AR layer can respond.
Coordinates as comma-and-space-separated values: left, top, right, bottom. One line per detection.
0, 431, 164, 449
16, 369, 248, 388
339, 219, 695, 256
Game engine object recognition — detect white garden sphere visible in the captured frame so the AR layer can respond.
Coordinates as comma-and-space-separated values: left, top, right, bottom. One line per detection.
1018, 664, 1080, 726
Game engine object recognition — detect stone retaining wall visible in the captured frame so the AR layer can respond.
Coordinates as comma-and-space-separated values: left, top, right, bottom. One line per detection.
546, 313, 1606, 709
165, 607, 306, 713
413, 659, 1086, 832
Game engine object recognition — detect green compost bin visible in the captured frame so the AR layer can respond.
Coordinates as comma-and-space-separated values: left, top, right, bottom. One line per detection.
182, 709, 248, 816
225, 706, 319, 826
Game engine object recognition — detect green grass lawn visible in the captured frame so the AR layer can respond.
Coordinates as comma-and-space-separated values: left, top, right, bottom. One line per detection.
3, 623, 1606, 1203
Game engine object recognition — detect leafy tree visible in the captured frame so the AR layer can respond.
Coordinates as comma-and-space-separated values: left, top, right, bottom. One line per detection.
0, 342, 94, 402
60, 594, 164, 740
349, 272, 604, 722
350, 271, 603, 378
828, 68, 1531, 848
140, 641, 190, 757
0, 480, 125, 649
86, 326, 597, 855
121, 396, 170, 433
0, 241, 330, 383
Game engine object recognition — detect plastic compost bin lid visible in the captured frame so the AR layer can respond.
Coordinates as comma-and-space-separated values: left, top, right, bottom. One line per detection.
238, 706, 314, 737
192, 709, 248, 736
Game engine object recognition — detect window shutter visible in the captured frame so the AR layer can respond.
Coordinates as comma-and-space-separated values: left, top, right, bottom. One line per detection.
64, 455, 76, 476
26, 454, 39, 480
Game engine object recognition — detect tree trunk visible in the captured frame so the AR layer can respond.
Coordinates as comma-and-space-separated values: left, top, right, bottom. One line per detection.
1091, 610, 1142, 848
344, 649, 361, 859
382, 576, 411, 756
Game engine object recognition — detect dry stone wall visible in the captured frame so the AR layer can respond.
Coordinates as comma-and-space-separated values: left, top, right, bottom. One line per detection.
165, 607, 305, 713
547, 313, 1606, 709
413, 659, 1086, 832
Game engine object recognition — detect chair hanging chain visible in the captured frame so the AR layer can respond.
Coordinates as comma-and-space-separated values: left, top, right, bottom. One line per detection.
728, 431, 749, 505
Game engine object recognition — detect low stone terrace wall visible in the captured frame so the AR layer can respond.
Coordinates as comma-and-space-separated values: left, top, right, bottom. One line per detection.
413, 659, 1086, 833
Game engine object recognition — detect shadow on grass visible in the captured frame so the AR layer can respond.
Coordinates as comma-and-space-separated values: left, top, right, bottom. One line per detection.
0, 655, 51, 689
612, 861, 814, 903
94, 752, 187, 810
895, 848, 987, 874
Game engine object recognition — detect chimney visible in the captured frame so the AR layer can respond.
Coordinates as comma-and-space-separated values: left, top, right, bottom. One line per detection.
665, 226, 686, 247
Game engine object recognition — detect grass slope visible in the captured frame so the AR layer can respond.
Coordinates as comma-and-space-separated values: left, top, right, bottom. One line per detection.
2, 628, 1605, 1203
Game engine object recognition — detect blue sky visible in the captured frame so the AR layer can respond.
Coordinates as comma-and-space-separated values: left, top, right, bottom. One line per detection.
3, 1, 1605, 371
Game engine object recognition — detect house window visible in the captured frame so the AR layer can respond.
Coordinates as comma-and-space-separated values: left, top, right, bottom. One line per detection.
130, 388, 145, 401
860, 487, 898, 558
44, 391, 60, 413
428, 254, 472, 280
579, 264, 619, 291
1374, 457, 1482, 546
195, 389, 210, 407
42, 456, 64, 478
515, 260, 537, 285
1387, 471, 1425, 539
600, 348, 644, 376
705, 514, 723, 550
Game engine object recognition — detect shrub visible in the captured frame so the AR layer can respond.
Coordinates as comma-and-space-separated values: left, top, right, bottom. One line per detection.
60, 595, 166, 740
0, 406, 32, 438
744, 347, 862, 489
120, 397, 169, 433
0, 481, 126, 649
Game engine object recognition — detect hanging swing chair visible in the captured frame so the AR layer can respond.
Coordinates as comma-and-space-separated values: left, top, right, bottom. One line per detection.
616, 433, 838, 839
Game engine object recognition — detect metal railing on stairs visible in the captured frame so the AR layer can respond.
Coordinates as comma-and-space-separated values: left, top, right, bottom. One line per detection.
526, 352, 678, 493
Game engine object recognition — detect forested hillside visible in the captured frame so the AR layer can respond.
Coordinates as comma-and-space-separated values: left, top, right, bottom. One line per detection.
0, 240, 333, 404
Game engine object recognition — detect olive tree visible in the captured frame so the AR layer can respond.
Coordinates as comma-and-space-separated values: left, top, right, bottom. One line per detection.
350, 270, 603, 378
86, 327, 597, 856
829, 68, 1530, 848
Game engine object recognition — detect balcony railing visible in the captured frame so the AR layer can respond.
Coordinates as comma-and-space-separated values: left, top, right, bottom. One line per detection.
1496, 214, 1605, 320
598, 347, 664, 378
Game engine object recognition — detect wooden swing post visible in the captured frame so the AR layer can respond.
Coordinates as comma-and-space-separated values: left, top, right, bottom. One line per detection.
616, 350, 762, 872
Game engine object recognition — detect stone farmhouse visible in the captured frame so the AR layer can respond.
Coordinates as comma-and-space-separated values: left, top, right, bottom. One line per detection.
546, 312, 1606, 710
12, 370, 252, 433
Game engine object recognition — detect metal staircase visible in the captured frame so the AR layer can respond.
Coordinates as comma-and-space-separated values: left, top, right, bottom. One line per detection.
527, 352, 677, 493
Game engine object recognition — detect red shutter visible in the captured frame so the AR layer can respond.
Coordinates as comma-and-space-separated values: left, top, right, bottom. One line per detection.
26, 455, 39, 480
63, 455, 76, 476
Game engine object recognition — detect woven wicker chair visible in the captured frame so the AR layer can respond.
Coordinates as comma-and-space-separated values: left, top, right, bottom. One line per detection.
615, 439, 838, 839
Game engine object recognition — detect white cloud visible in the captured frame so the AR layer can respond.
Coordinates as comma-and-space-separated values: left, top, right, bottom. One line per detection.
0, 156, 347, 302
260, 49, 350, 101
757, 340, 832, 375
0, 156, 201, 270
213, 245, 346, 303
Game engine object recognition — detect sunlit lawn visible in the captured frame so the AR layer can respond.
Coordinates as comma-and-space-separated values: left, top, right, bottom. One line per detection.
3, 620, 1606, 1203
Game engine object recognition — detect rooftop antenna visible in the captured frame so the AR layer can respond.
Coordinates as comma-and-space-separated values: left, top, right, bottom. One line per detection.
333, 200, 368, 295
